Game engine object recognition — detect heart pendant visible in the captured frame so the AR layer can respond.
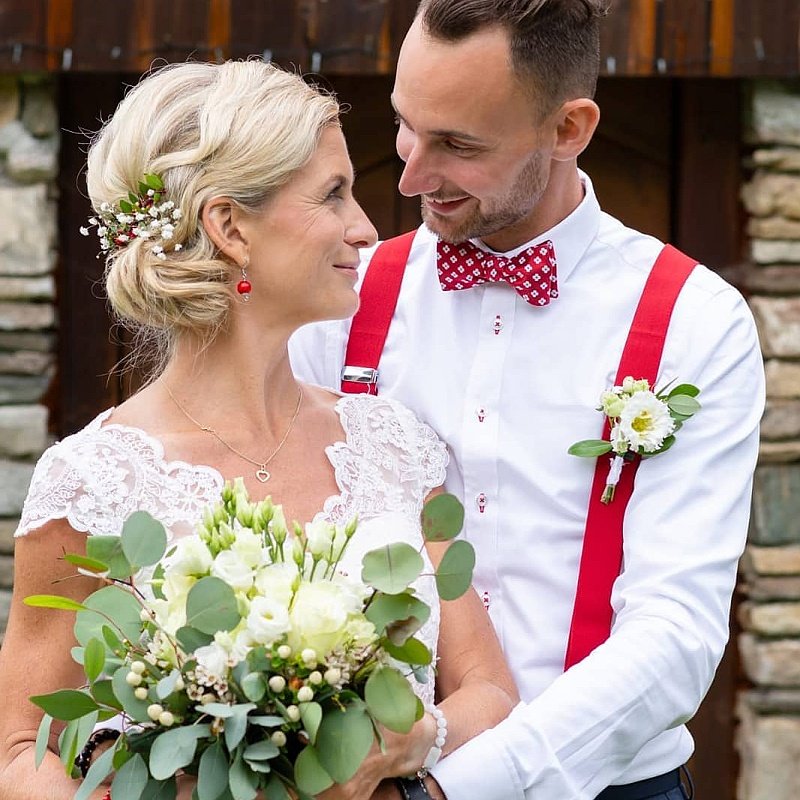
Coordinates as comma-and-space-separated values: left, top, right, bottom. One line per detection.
255, 468, 271, 483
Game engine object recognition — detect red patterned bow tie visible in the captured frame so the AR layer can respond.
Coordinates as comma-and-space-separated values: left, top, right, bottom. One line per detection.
436, 239, 558, 306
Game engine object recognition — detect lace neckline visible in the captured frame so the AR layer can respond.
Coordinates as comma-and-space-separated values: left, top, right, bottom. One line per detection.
90, 394, 357, 518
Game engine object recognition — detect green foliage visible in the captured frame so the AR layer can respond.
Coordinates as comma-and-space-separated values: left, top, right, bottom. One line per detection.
435, 540, 476, 600
75, 585, 141, 651
23, 595, 86, 612
364, 667, 418, 734
198, 741, 229, 800
294, 746, 333, 795
111, 753, 149, 800
315, 700, 374, 784
421, 493, 464, 541
365, 591, 430, 642
87, 535, 133, 580
121, 511, 168, 569
568, 439, 614, 458
185, 577, 241, 634
30, 690, 100, 720
362, 543, 423, 594
148, 725, 211, 780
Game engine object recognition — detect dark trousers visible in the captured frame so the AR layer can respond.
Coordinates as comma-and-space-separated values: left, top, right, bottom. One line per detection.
595, 767, 694, 800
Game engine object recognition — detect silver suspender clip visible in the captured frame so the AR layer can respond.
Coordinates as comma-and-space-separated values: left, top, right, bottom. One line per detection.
341, 366, 379, 385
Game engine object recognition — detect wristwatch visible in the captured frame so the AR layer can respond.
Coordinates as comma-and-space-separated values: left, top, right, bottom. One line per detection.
395, 776, 431, 800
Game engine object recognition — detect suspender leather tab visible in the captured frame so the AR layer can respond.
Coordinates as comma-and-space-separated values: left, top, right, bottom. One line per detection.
564, 245, 698, 670
340, 231, 417, 395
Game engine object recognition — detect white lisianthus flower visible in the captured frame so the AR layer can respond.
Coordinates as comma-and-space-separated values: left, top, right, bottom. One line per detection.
211, 549, 255, 593
599, 389, 626, 419
344, 616, 378, 648
618, 391, 675, 453
271, 506, 288, 540
247, 596, 291, 646
168, 536, 213, 577
254, 562, 298, 607
609, 424, 629, 455
288, 582, 359, 657
231, 528, 265, 570
214, 629, 252, 666
622, 376, 650, 394
194, 642, 229, 678
305, 519, 336, 558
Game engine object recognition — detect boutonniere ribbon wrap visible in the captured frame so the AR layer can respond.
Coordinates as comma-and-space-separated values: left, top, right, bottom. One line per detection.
569, 376, 701, 504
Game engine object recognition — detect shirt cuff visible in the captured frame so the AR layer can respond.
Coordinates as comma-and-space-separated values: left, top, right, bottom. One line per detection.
430, 728, 523, 800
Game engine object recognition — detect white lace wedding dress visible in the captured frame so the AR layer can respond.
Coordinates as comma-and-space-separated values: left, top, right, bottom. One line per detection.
15, 393, 447, 704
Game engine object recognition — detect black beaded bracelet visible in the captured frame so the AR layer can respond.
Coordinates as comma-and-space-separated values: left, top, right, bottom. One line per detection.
395, 776, 431, 800
74, 728, 120, 777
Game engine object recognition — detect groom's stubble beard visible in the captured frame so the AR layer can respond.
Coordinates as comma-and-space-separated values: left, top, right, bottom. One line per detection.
421, 148, 550, 244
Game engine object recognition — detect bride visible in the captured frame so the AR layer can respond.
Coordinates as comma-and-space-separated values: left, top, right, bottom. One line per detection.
0, 61, 517, 800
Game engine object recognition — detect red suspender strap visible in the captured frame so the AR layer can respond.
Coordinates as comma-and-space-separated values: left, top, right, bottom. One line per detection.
564, 245, 698, 670
340, 231, 417, 395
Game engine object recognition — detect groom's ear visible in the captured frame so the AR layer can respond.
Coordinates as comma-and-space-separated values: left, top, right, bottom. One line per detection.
201, 197, 250, 264
551, 98, 600, 162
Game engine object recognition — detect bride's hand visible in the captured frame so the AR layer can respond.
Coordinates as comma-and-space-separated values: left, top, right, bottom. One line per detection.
316, 716, 435, 800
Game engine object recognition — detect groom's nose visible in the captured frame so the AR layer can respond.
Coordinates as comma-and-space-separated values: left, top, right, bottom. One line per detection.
397, 134, 440, 198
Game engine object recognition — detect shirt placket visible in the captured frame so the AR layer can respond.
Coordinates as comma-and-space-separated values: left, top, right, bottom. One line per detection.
459, 286, 516, 641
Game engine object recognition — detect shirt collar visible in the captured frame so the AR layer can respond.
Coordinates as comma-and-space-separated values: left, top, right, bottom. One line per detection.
466, 169, 600, 287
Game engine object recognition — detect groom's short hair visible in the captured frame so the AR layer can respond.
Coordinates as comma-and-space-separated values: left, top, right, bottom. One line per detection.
417, 0, 608, 116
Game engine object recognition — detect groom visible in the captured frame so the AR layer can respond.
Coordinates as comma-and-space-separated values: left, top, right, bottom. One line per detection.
290, 1, 764, 798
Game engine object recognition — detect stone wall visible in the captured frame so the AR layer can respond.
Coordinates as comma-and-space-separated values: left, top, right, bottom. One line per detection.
738, 81, 800, 800
0, 75, 58, 642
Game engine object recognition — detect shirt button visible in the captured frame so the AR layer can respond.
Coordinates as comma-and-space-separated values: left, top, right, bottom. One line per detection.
477, 407, 486, 422
476, 493, 487, 513
493, 315, 503, 335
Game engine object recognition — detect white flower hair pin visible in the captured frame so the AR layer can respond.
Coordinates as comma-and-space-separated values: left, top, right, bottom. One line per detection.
569, 376, 701, 503
80, 172, 183, 261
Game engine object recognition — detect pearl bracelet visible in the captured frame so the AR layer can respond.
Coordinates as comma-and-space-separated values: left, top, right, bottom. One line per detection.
417, 704, 447, 777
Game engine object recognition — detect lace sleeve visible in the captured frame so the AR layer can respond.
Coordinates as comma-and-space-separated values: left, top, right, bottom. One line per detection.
15, 439, 94, 537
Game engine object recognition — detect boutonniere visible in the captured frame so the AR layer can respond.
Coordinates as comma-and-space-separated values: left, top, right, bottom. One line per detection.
569, 376, 701, 503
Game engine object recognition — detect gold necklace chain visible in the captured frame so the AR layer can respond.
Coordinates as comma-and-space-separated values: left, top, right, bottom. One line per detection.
165, 384, 304, 483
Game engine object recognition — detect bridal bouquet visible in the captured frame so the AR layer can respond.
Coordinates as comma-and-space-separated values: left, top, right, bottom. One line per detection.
26, 480, 473, 800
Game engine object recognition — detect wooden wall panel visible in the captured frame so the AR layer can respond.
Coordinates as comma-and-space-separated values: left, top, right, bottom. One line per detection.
0, 0, 47, 70
660, 0, 711, 75
732, 0, 800, 76
227, 0, 307, 65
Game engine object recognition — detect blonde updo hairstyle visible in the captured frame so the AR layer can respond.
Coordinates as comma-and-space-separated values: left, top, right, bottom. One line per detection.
86, 60, 340, 367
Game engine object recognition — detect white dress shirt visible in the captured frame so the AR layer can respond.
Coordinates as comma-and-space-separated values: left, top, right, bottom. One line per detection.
289, 172, 764, 799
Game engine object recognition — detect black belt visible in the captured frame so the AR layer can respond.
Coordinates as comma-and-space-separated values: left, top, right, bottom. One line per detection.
595, 768, 682, 800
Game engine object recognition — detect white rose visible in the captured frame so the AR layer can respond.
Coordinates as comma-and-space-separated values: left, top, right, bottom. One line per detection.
254, 562, 298, 607
305, 520, 336, 558
194, 642, 229, 678
166, 536, 213, 577
288, 582, 354, 657
231, 529, 266, 569
247, 596, 291, 646
211, 550, 255, 593
618, 391, 675, 453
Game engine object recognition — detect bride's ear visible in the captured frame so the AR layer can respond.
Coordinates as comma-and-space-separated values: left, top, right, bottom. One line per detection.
201, 197, 250, 265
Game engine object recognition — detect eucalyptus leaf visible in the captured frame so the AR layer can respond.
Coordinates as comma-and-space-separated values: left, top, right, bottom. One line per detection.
249, 715, 285, 728
668, 383, 700, 398
667, 394, 701, 417
361, 543, 424, 595
91, 678, 123, 710
176, 625, 214, 653
75, 585, 142, 651
156, 670, 181, 700
141, 778, 178, 800
294, 746, 333, 795
567, 439, 614, 458
34, 713, 53, 768
84, 637, 106, 683
365, 591, 430, 641
382, 636, 432, 666
111, 752, 149, 800
87, 535, 133, 580
435, 540, 476, 601
149, 725, 211, 780
197, 702, 236, 718
30, 690, 100, 721
224, 702, 256, 752
121, 511, 168, 569
229, 750, 259, 800
263, 775, 292, 800
198, 741, 229, 800
243, 740, 279, 761
63, 553, 110, 574
24, 594, 86, 612
241, 672, 267, 703
75, 739, 117, 800
315, 701, 374, 783
421, 493, 465, 542
113, 664, 152, 723
364, 667, 418, 734
102, 624, 124, 654
299, 701, 322, 745
186, 577, 241, 634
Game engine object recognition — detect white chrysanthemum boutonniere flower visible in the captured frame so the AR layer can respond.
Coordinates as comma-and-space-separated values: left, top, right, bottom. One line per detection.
569, 376, 701, 503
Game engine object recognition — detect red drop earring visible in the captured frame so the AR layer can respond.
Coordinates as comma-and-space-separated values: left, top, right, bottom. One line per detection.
237, 260, 252, 301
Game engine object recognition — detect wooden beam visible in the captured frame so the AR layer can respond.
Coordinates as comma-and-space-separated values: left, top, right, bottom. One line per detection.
208, 0, 231, 62
710, 0, 735, 75
626, 0, 657, 75
45, 0, 73, 71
